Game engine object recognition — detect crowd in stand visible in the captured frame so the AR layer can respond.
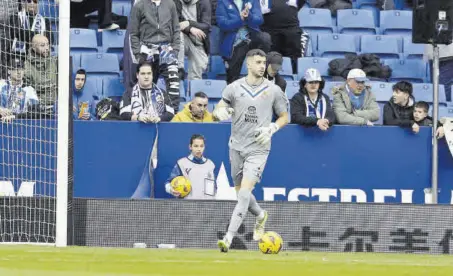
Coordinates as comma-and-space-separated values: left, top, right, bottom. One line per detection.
0, 0, 450, 138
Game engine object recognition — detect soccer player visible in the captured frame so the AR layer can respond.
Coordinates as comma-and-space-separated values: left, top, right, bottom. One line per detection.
213, 49, 289, 253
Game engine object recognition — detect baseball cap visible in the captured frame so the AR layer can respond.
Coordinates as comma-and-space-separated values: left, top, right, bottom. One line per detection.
304, 68, 322, 82
267, 51, 283, 71
347, 68, 369, 82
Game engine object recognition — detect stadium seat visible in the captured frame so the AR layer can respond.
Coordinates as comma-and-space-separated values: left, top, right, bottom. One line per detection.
102, 77, 125, 101
102, 30, 126, 61
208, 55, 226, 80
81, 53, 120, 77
210, 26, 221, 56
369, 81, 394, 102
402, 36, 424, 60
306, 33, 317, 57
323, 81, 343, 100
412, 83, 447, 106
297, 57, 332, 80
279, 57, 294, 81
39, 0, 59, 18
71, 53, 81, 72
189, 80, 227, 100
123, 2, 132, 17
376, 102, 385, 125
439, 106, 453, 119
379, 10, 412, 35
298, 8, 334, 35
317, 34, 358, 58
337, 9, 376, 35
360, 35, 400, 60
70, 29, 98, 53
354, 0, 377, 8
112, 1, 124, 16
386, 59, 427, 83
285, 81, 300, 100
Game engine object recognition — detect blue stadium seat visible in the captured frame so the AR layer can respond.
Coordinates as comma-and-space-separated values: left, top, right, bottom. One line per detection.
71, 54, 81, 72
298, 8, 334, 35
208, 55, 226, 80
280, 57, 294, 80
360, 5, 380, 27
102, 77, 125, 101
337, 9, 376, 35
102, 30, 126, 61
386, 59, 427, 83
376, 102, 385, 125
306, 33, 317, 57
210, 26, 221, 56
81, 53, 120, 77
285, 81, 300, 100
360, 35, 400, 60
70, 29, 98, 53
123, 2, 132, 17
412, 83, 447, 106
112, 1, 124, 16
317, 34, 358, 58
369, 81, 394, 102
354, 0, 377, 8
297, 57, 331, 80
323, 81, 343, 100
439, 106, 453, 119
402, 36, 424, 60
39, 0, 59, 18
189, 80, 227, 100
379, 10, 412, 35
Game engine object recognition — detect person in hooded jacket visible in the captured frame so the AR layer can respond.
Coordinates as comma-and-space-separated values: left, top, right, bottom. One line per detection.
264, 51, 286, 92
383, 81, 415, 127
72, 69, 98, 120
290, 68, 335, 130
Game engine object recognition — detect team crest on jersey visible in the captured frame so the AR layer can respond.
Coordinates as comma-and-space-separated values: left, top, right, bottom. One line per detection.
245, 106, 258, 124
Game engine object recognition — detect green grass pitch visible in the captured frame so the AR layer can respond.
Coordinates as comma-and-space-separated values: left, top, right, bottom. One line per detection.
0, 246, 452, 275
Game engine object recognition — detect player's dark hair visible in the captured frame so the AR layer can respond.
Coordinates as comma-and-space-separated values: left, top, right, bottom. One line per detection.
194, 91, 208, 99
246, 49, 266, 58
392, 81, 413, 95
76, 69, 86, 76
136, 61, 153, 73
415, 101, 429, 113
190, 134, 205, 145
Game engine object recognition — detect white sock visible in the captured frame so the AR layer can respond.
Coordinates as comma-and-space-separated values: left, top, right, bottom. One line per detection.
225, 231, 234, 243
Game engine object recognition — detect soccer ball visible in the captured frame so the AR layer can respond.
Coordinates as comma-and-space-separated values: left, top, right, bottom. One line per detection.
170, 176, 192, 198
258, 231, 283, 254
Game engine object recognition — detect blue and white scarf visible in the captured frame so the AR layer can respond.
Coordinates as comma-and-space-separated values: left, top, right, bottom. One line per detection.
130, 83, 166, 117
260, 0, 298, 14
12, 10, 46, 53
0, 80, 39, 114
304, 94, 326, 119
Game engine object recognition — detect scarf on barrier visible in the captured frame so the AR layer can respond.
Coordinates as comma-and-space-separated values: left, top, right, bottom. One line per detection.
130, 83, 165, 117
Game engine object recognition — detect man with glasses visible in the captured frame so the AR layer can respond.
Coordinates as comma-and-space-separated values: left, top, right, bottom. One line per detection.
332, 68, 380, 126
172, 91, 217, 122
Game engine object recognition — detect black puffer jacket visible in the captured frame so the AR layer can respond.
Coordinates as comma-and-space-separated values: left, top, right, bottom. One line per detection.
383, 97, 415, 127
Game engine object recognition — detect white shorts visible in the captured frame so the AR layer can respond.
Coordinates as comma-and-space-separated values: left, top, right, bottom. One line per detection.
229, 149, 270, 186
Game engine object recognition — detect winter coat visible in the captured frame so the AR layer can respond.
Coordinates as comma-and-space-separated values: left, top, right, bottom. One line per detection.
171, 102, 216, 122
383, 97, 415, 127
332, 84, 380, 125
290, 89, 335, 126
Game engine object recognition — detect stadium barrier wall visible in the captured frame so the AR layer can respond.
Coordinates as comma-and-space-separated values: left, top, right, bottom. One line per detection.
72, 198, 453, 254
0, 121, 452, 203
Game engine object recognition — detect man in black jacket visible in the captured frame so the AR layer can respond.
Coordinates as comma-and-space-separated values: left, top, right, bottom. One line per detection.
261, 0, 305, 73
175, 0, 211, 80
264, 51, 286, 92
290, 68, 335, 130
383, 81, 415, 128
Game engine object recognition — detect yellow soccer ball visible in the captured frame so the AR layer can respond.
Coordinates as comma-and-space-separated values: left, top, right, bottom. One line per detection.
170, 176, 192, 198
258, 231, 283, 254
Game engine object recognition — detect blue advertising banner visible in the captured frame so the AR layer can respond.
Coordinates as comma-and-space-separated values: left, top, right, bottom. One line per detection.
1, 121, 452, 203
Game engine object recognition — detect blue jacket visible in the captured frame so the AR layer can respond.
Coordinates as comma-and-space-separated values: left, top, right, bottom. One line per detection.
216, 0, 263, 58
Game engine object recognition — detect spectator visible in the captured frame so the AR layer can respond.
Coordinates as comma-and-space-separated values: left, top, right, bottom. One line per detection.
332, 68, 379, 126
24, 34, 57, 106
8, 0, 52, 56
120, 61, 175, 122
0, 57, 39, 123
70, 0, 119, 30
165, 134, 216, 199
172, 91, 217, 122
290, 68, 335, 130
260, 0, 305, 72
383, 81, 415, 127
425, 44, 453, 102
411, 101, 444, 138
264, 51, 286, 92
216, 0, 271, 84
125, 0, 181, 111
0, 0, 19, 79
73, 69, 97, 120
175, 0, 211, 81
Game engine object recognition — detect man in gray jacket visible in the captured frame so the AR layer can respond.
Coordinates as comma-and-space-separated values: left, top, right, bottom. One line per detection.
332, 69, 380, 126
126, 0, 181, 111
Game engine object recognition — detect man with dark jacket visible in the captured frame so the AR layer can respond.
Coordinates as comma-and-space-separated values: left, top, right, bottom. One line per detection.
383, 81, 415, 127
120, 61, 175, 122
125, 0, 181, 111
175, 0, 211, 80
290, 68, 335, 130
260, 0, 305, 73
264, 51, 286, 92
216, 0, 271, 84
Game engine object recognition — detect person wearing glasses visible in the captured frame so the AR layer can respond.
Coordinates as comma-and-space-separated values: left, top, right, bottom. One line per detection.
172, 91, 218, 122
